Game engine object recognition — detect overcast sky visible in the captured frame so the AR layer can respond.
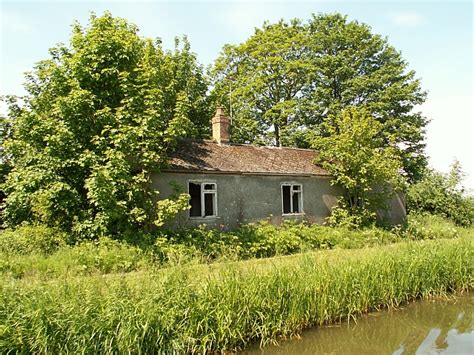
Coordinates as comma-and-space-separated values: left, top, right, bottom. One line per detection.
1, 0, 473, 189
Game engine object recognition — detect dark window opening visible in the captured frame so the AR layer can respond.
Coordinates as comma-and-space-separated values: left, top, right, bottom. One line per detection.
292, 192, 300, 213
189, 182, 201, 217
204, 193, 214, 216
188, 182, 217, 218
282, 185, 291, 214
282, 184, 302, 214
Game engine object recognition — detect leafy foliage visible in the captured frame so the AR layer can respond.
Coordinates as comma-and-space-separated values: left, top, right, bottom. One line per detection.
0, 224, 68, 255
312, 107, 404, 226
213, 19, 313, 147
212, 13, 427, 181
2, 13, 210, 238
407, 161, 474, 226
0, 113, 12, 221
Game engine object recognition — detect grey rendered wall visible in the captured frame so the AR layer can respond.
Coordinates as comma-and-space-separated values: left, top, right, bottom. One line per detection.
377, 191, 407, 226
152, 172, 342, 229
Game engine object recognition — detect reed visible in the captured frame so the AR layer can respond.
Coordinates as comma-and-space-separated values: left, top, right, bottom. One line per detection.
0, 236, 471, 353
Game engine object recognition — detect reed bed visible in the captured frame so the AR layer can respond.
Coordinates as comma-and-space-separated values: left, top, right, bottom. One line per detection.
0, 237, 472, 353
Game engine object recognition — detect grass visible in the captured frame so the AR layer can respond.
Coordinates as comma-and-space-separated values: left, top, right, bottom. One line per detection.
0, 235, 472, 353
0, 213, 467, 280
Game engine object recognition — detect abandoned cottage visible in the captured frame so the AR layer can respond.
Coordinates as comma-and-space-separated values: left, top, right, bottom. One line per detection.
153, 108, 406, 229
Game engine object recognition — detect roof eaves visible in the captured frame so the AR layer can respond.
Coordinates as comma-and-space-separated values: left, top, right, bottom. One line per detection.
161, 168, 331, 177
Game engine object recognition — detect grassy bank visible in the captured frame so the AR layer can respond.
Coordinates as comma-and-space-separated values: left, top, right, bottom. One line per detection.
0, 214, 466, 279
1, 236, 472, 353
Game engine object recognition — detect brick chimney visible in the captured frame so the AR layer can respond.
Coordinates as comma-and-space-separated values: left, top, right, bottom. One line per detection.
212, 107, 230, 144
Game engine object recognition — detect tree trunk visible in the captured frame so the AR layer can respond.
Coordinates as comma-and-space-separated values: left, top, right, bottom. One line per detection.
274, 123, 280, 147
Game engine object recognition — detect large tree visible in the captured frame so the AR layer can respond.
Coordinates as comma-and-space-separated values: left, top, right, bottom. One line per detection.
2, 13, 209, 239
212, 13, 428, 181
212, 19, 314, 147
312, 107, 404, 226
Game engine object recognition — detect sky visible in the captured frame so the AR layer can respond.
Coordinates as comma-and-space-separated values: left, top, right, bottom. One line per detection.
1, 0, 473, 189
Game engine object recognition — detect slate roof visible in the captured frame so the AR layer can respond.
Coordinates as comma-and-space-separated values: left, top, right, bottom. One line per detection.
165, 140, 330, 176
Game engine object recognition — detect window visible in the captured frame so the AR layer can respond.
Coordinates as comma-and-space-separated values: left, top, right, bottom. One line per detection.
282, 183, 303, 214
188, 182, 217, 218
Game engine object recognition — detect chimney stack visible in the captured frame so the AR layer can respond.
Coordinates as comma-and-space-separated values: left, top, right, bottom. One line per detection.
212, 107, 230, 144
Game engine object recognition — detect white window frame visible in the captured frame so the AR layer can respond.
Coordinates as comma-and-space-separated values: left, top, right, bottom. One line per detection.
188, 181, 218, 218
281, 183, 304, 215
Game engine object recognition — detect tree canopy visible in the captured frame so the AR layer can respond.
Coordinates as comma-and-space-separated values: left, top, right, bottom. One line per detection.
212, 13, 428, 182
2, 13, 210, 239
312, 107, 404, 226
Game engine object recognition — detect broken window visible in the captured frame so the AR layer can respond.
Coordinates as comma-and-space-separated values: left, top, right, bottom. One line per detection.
189, 182, 217, 218
282, 183, 303, 214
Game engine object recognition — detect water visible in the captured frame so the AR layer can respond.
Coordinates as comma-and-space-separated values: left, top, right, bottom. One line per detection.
245, 294, 473, 355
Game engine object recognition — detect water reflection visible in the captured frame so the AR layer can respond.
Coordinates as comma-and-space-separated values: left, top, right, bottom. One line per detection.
245, 294, 473, 355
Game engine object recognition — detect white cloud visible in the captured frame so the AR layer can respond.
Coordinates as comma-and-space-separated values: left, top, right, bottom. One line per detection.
392, 12, 425, 27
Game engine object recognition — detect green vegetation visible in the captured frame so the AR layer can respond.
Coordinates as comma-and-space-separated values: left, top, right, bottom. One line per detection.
1, 13, 431, 239
0, 12, 472, 353
312, 107, 404, 227
407, 161, 474, 227
1, 234, 471, 352
0, 214, 467, 280
1, 12, 208, 239
212, 13, 427, 181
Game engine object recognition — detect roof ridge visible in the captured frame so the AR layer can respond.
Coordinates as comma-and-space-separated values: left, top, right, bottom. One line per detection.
179, 138, 317, 153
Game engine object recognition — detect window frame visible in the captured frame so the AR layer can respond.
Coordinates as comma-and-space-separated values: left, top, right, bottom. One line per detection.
281, 182, 304, 215
188, 180, 218, 219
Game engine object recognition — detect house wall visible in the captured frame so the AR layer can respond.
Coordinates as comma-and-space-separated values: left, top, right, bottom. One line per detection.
377, 190, 407, 226
152, 172, 342, 229
152, 172, 407, 229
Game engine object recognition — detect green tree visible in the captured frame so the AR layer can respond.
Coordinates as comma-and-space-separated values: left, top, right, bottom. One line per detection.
312, 107, 404, 227
213, 19, 313, 147
407, 161, 474, 226
212, 13, 427, 182
0, 110, 13, 220
2, 13, 209, 239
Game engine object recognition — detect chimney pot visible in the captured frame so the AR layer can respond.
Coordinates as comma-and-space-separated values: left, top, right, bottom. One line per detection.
212, 107, 230, 144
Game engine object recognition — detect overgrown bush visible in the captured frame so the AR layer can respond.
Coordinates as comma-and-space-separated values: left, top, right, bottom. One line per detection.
0, 236, 151, 278
407, 161, 474, 226
312, 108, 406, 228
2, 13, 210, 240
0, 224, 68, 255
163, 219, 406, 261
405, 213, 460, 240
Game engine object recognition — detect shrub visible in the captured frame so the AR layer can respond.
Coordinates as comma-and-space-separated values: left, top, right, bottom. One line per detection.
166, 221, 376, 260
405, 213, 460, 240
1, 214, 469, 280
0, 224, 68, 255
407, 161, 474, 226
0, 236, 152, 279
65, 237, 150, 274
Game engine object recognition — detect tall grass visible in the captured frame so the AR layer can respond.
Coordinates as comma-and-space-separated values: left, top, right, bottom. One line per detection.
1, 236, 471, 353
1, 214, 468, 280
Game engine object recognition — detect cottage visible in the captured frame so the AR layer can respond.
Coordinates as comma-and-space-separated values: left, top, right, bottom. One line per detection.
152, 108, 406, 229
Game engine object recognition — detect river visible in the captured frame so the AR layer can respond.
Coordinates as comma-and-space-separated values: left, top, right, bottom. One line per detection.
245, 293, 473, 354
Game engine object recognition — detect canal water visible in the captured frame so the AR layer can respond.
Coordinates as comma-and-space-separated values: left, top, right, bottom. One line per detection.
245, 294, 473, 354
